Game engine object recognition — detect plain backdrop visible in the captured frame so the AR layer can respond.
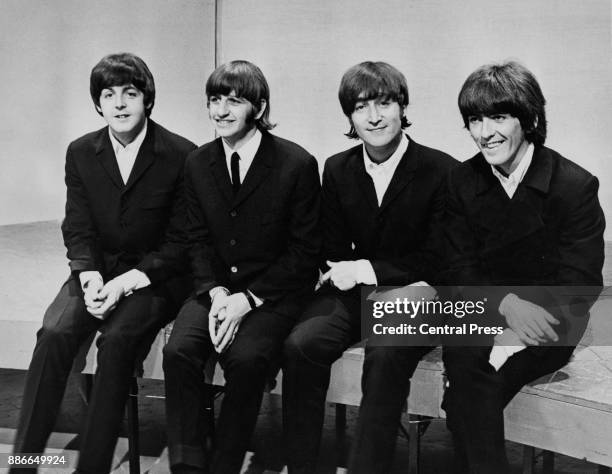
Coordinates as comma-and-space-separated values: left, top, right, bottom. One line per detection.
1, 0, 610, 238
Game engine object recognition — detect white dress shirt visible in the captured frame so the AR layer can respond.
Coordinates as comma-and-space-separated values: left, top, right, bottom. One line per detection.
363, 134, 409, 205
490, 143, 534, 198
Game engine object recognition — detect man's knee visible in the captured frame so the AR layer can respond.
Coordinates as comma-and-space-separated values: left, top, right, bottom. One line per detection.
223, 345, 269, 380
36, 323, 82, 350
284, 321, 346, 369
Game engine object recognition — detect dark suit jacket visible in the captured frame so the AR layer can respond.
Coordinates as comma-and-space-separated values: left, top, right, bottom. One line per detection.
321, 136, 457, 287
184, 131, 321, 314
61, 120, 196, 300
443, 146, 605, 339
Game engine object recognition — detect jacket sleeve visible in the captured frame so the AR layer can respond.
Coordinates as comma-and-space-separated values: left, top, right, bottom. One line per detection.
319, 160, 354, 269
61, 143, 103, 275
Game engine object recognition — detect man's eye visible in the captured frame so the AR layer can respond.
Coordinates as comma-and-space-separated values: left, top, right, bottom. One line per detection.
468, 116, 481, 124
379, 101, 391, 107
492, 115, 507, 122
354, 103, 366, 111
228, 98, 241, 105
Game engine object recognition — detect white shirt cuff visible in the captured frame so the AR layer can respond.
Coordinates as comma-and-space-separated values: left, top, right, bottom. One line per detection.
355, 260, 378, 285
209, 286, 230, 301
112, 269, 151, 296
79, 271, 103, 292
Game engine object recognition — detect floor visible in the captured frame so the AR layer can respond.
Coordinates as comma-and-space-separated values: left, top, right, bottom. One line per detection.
0, 368, 602, 474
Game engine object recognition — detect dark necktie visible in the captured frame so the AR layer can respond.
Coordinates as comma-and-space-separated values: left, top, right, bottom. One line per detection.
231, 152, 241, 194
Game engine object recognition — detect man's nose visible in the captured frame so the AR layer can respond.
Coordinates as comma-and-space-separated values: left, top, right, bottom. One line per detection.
367, 103, 381, 123
480, 117, 495, 138
216, 98, 229, 115
114, 94, 126, 108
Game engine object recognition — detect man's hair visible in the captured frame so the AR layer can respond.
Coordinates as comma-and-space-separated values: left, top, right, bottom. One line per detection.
90, 53, 155, 117
205, 60, 275, 130
458, 61, 547, 146
338, 61, 411, 139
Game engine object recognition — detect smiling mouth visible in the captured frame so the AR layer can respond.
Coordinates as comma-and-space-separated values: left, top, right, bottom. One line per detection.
215, 119, 234, 125
481, 140, 504, 150
115, 114, 130, 119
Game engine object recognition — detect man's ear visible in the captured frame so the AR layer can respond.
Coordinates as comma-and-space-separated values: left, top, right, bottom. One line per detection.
95, 104, 103, 115
255, 99, 267, 120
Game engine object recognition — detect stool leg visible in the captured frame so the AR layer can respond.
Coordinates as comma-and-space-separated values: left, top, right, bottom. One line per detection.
542, 450, 554, 474
408, 415, 421, 474
127, 377, 140, 474
335, 403, 347, 437
522, 445, 535, 474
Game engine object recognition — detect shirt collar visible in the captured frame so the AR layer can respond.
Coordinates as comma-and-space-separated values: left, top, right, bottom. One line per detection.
108, 119, 148, 155
222, 128, 262, 164
362, 134, 409, 172
490, 142, 534, 185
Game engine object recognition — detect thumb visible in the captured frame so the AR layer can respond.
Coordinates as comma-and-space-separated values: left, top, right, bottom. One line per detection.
326, 260, 338, 268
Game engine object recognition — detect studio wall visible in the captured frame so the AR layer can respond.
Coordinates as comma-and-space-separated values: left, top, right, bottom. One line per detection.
0, 0, 216, 226
218, 0, 612, 238
1, 0, 611, 239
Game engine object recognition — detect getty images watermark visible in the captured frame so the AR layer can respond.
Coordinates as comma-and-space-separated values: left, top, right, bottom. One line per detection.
361, 284, 609, 347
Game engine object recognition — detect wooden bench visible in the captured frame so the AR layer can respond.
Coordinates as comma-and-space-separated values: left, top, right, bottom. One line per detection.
2, 220, 612, 473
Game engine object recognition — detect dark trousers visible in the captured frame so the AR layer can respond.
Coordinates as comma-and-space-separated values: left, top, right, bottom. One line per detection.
163, 297, 296, 474
12, 275, 173, 474
442, 345, 575, 474
282, 289, 431, 474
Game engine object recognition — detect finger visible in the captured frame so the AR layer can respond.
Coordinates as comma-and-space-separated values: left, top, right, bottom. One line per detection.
535, 318, 559, 342
515, 327, 540, 346
87, 308, 105, 320
541, 310, 560, 325
218, 320, 238, 353
84, 294, 102, 309
326, 260, 337, 268
210, 296, 228, 318
524, 319, 547, 341
208, 315, 219, 345
214, 317, 232, 349
320, 270, 332, 282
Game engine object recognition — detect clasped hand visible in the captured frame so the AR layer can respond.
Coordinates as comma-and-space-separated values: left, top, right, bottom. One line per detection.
209, 292, 251, 353
320, 260, 359, 291
501, 294, 560, 346
84, 279, 126, 319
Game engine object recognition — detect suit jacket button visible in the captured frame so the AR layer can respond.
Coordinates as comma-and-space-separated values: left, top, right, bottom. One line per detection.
230, 239, 236, 246
230, 266, 238, 273
230, 210, 237, 217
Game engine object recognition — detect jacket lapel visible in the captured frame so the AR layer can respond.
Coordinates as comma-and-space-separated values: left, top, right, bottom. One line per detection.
209, 138, 234, 204
473, 149, 550, 253
95, 129, 124, 190
232, 132, 273, 207
349, 146, 378, 212
379, 136, 417, 213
